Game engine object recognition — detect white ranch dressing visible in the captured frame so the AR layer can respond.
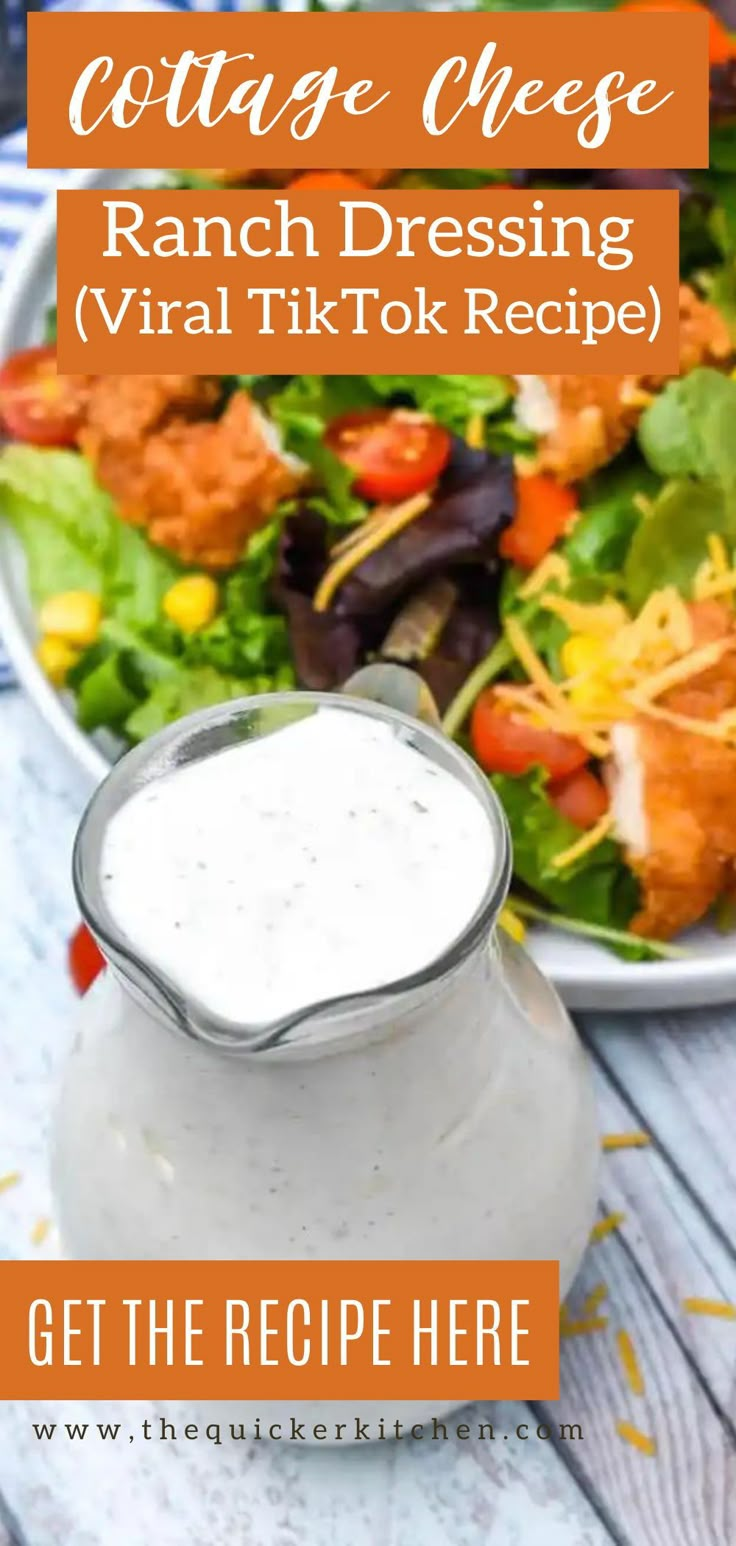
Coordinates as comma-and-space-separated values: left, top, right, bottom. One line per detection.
101, 708, 495, 1026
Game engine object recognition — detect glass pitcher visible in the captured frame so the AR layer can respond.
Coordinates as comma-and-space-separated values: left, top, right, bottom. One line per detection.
53, 693, 599, 1433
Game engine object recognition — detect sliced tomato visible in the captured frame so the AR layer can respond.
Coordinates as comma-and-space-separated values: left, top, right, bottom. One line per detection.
68, 923, 105, 995
499, 474, 578, 572
617, 0, 734, 66
288, 172, 367, 191
470, 690, 589, 780
325, 408, 452, 502
0, 346, 83, 447
548, 767, 609, 829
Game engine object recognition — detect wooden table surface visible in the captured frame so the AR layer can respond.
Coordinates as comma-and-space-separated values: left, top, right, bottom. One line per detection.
1, 687, 735, 1546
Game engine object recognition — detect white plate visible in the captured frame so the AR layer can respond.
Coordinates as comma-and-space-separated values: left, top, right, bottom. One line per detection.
1, 171, 734, 1012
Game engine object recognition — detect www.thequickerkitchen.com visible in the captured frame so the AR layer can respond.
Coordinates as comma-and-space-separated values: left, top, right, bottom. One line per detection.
31, 1416, 585, 1445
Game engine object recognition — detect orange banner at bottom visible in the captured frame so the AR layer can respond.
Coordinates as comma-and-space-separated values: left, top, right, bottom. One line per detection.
0, 1260, 559, 1401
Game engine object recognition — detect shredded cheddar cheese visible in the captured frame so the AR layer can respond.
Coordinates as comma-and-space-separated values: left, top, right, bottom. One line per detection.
551, 811, 614, 870
682, 1297, 736, 1320
465, 412, 485, 450
314, 493, 431, 612
707, 533, 730, 575
631, 637, 735, 702
601, 1132, 651, 1151
616, 1420, 657, 1457
561, 1316, 609, 1338
504, 617, 609, 756
617, 1330, 646, 1397
0, 1171, 20, 1195
518, 552, 571, 600
582, 1283, 608, 1317
30, 1217, 51, 1246
692, 566, 736, 603
541, 594, 629, 638
625, 697, 736, 744
590, 1212, 625, 1243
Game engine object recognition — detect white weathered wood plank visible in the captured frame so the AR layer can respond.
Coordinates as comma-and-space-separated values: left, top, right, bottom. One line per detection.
581, 1012, 736, 1249
545, 1222, 736, 1546
590, 1066, 736, 1418
0, 694, 608, 1546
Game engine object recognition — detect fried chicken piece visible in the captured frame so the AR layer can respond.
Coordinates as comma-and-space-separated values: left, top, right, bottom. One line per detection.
522, 285, 733, 484
669, 283, 733, 379
79, 378, 299, 569
81, 373, 221, 451
610, 602, 736, 938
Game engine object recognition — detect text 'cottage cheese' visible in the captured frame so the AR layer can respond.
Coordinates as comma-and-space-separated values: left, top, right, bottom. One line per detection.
101, 708, 496, 1025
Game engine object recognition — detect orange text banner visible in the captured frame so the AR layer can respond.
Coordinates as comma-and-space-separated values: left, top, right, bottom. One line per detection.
0, 1260, 559, 1401
27, 12, 708, 171
56, 188, 680, 376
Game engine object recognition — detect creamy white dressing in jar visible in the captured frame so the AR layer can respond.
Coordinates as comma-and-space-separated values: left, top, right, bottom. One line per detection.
100, 709, 495, 1026
53, 693, 599, 1437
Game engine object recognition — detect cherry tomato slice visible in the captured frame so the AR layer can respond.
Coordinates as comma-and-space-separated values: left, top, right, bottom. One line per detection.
325, 409, 452, 503
548, 767, 609, 829
68, 923, 105, 995
499, 475, 578, 572
617, 0, 734, 66
0, 346, 83, 447
470, 690, 589, 780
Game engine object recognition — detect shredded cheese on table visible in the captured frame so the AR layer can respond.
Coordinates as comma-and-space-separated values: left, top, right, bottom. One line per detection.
601, 1132, 651, 1151
617, 1330, 646, 1397
682, 1297, 736, 1320
590, 1213, 625, 1244
582, 1283, 608, 1317
616, 1420, 657, 1458
561, 1316, 609, 1338
0, 1171, 20, 1194
30, 1217, 51, 1246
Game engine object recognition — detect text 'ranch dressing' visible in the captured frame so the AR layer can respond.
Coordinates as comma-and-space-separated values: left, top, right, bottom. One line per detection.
101, 708, 496, 1026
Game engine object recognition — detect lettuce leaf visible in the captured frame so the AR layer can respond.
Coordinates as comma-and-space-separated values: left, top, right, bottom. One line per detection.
624, 478, 735, 612
491, 769, 639, 933
124, 666, 293, 743
0, 445, 178, 624
638, 368, 736, 487
366, 374, 512, 433
0, 445, 295, 742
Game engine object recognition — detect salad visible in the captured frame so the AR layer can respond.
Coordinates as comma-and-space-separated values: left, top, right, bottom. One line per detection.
2, 0, 736, 963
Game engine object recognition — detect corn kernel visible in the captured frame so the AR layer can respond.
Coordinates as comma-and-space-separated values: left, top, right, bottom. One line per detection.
499, 906, 527, 945
36, 635, 80, 687
38, 590, 102, 648
561, 633, 609, 680
163, 575, 219, 634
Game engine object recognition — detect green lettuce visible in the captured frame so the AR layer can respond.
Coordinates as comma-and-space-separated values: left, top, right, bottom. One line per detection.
0, 445, 178, 622
365, 374, 512, 432
624, 478, 735, 612
492, 769, 639, 935
0, 445, 295, 742
638, 368, 736, 488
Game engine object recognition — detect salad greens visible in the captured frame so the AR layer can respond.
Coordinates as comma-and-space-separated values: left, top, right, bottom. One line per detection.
492, 768, 643, 938
0, 446, 294, 740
